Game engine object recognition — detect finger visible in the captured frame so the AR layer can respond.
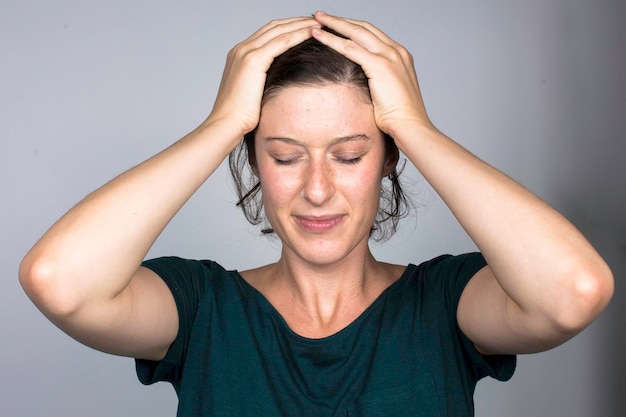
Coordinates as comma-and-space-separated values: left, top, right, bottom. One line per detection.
313, 11, 399, 51
310, 25, 382, 69
245, 17, 311, 40
242, 17, 317, 49
227, 18, 319, 75
251, 24, 319, 67
311, 25, 419, 94
312, 12, 415, 80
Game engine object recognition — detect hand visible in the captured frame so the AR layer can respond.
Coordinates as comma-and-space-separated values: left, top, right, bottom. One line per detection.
206, 17, 320, 144
311, 12, 435, 146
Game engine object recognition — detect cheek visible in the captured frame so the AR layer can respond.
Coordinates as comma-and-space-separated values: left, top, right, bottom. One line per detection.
364, 179, 384, 210
338, 168, 383, 205
258, 166, 300, 205
360, 161, 387, 205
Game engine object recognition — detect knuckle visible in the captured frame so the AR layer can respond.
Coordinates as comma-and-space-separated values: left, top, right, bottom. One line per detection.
397, 45, 413, 61
383, 48, 402, 65
386, 45, 412, 66
360, 21, 377, 32
274, 32, 294, 45
351, 25, 369, 38
228, 43, 248, 58
342, 39, 359, 53
242, 48, 261, 64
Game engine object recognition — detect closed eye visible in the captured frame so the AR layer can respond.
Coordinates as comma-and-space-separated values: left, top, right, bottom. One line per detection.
336, 155, 362, 164
273, 157, 300, 165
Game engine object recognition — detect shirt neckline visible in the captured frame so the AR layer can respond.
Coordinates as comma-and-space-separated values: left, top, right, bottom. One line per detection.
230, 264, 417, 344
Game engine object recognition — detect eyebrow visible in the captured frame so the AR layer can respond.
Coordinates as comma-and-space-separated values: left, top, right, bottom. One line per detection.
263, 134, 371, 146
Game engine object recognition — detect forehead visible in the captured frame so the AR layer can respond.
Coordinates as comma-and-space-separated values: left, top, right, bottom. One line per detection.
257, 84, 378, 140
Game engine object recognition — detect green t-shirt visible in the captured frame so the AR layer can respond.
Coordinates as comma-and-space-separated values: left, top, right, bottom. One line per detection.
137, 253, 515, 416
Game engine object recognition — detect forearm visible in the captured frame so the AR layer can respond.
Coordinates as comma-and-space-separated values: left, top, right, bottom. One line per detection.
397, 124, 613, 325
308, 12, 612, 350
20, 119, 240, 313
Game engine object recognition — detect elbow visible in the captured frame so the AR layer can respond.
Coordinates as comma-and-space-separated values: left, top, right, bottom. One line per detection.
19, 253, 83, 320
550, 262, 614, 335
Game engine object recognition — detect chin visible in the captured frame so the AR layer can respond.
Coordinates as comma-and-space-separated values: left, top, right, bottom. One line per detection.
286, 234, 370, 267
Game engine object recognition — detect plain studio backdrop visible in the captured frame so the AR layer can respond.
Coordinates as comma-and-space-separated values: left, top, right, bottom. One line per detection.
2, 1, 624, 416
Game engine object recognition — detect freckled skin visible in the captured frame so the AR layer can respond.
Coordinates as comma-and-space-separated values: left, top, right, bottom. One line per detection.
255, 84, 391, 268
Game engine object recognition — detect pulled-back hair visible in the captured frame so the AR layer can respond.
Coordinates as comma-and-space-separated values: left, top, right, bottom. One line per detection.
228, 29, 410, 241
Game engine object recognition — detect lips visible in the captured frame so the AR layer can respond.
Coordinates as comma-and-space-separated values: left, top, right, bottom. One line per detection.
294, 214, 346, 232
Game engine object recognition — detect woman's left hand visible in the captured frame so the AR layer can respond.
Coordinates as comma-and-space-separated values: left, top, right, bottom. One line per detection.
314, 11, 614, 356
312, 11, 434, 143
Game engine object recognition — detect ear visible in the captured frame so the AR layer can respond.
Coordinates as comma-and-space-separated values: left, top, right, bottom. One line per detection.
382, 142, 399, 177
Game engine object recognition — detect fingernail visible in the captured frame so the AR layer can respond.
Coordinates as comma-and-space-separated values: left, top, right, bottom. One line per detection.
315, 10, 328, 16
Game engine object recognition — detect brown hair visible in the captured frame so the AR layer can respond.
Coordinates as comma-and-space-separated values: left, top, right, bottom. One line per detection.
228, 29, 410, 241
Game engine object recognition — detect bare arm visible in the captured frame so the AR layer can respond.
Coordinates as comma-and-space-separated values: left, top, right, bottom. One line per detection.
19, 17, 320, 360
312, 11, 614, 355
397, 125, 613, 354
20, 120, 239, 360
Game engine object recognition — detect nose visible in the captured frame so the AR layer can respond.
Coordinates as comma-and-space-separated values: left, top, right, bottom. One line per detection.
301, 159, 335, 205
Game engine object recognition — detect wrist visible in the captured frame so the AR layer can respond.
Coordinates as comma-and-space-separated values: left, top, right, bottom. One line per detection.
385, 117, 441, 153
195, 115, 250, 154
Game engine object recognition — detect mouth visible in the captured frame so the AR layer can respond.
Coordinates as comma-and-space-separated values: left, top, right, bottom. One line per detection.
294, 214, 346, 233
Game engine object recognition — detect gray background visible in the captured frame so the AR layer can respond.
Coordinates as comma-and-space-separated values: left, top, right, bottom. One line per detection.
2, 0, 624, 416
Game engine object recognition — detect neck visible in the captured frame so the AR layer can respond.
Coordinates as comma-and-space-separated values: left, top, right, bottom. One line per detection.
264, 247, 396, 338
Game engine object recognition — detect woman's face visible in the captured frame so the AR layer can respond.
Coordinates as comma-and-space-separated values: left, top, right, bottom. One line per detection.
254, 84, 396, 266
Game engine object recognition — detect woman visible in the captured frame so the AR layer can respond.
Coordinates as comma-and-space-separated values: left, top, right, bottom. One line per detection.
19, 12, 613, 416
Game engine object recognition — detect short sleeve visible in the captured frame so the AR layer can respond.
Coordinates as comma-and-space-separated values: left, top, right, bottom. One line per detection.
423, 253, 516, 382
135, 256, 211, 388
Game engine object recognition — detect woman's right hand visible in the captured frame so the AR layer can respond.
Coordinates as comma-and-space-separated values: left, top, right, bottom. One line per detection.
18, 17, 317, 361
206, 17, 320, 145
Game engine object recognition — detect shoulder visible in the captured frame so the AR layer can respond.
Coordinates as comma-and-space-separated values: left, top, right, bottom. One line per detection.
141, 256, 245, 303
142, 256, 224, 273
141, 256, 237, 282
405, 253, 486, 287
418, 253, 486, 274
397, 253, 487, 308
